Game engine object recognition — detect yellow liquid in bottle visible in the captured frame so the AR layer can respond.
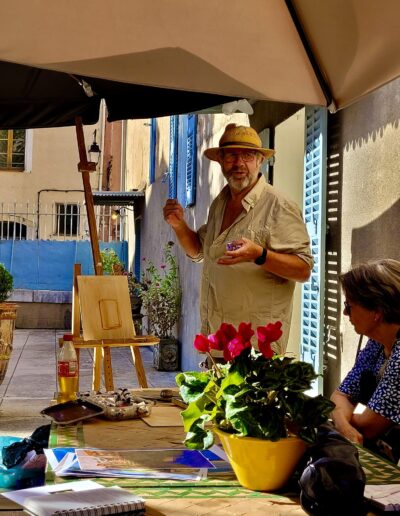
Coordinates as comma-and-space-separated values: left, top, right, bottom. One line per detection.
57, 376, 78, 403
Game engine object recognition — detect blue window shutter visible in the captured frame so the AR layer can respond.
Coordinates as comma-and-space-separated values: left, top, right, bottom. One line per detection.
175, 115, 197, 207
185, 114, 197, 207
177, 115, 187, 206
168, 115, 178, 198
301, 107, 327, 395
149, 118, 157, 184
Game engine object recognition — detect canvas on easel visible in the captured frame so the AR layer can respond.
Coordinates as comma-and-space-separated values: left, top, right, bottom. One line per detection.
77, 275, 134, 341
71, 264, 158, 391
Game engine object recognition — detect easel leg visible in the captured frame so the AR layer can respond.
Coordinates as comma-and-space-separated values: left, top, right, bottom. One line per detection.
75, 348, 80, 392
92, 347, 103, 391
131, 346, 148, 388
103, 347, 114, 391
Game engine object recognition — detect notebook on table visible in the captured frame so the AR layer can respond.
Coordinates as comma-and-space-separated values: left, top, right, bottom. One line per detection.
2, 480, 145, 516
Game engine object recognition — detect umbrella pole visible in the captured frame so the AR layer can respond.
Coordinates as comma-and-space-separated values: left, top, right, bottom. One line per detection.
75, 117, 103, 276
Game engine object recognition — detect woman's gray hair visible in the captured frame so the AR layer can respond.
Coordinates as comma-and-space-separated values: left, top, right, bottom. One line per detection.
339, 259, 400, 324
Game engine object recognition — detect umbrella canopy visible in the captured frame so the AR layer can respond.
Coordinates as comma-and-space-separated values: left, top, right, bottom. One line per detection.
1, 0, 400, 128
0, 60, 236, 129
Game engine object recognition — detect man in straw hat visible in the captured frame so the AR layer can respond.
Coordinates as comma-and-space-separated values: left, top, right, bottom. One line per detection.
163, 123, 312, 354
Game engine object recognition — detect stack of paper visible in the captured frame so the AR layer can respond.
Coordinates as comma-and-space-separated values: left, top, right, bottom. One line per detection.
44, 446, 229, 481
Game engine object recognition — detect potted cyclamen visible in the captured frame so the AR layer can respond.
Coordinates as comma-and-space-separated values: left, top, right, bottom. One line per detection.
0, 263, 17, 385
139, 242, 182, 371
176, 321, 334, 491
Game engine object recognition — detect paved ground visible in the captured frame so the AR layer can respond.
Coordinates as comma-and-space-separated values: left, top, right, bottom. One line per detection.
0, 329, 178, 438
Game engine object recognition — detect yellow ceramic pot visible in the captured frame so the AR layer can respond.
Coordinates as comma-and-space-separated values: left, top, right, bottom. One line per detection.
214, 427, 307, 491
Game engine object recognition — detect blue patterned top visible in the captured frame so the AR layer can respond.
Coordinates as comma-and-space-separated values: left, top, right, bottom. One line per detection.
338, 338, 400, 424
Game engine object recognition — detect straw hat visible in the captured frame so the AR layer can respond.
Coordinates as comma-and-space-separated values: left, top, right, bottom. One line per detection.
204, 124, 275, 162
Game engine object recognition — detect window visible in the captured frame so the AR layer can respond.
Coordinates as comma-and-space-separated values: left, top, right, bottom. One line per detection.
0, 130, 26, 171
56, 204, 80, 236
0, 221, 27, 240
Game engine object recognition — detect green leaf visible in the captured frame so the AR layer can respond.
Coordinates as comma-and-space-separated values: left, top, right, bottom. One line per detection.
180, 400, 211, 432
217, 370, 244, 399
184, 424, 215, 450
176, 371, 211, 403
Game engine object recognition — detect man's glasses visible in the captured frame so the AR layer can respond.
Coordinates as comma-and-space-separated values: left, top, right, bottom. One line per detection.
344, 301, 352, 315
222, 150, 259, 163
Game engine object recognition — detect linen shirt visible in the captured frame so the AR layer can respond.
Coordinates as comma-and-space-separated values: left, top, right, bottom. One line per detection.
192, 174, 313, 353
338, 338, 400, 424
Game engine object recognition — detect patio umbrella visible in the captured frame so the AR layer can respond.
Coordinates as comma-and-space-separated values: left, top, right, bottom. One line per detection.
1, 0, 400, 274
0, 0, 399, 129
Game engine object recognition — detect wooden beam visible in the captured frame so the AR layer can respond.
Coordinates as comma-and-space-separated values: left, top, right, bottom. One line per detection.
75, 116, 103, 276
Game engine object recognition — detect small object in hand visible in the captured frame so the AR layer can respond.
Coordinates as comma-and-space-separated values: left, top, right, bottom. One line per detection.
226, 241, 242, 251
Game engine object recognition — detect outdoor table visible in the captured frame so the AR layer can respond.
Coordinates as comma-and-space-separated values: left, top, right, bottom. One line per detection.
44, 389, 400, 515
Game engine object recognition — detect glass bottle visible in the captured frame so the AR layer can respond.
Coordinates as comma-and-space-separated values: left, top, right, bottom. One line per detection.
57, 334, 78, 403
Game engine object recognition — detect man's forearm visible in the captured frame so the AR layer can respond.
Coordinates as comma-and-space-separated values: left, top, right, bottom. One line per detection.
260, 250, 311, 282
173, 222, 202, 258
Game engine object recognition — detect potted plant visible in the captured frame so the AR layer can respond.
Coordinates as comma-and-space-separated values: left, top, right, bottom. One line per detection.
176, 321, 334, 491
100, 249, 143, 331
0, 263, 17, 385
125, 272, 144, 316
138, 242, 182, 371
100, 248, 123, 275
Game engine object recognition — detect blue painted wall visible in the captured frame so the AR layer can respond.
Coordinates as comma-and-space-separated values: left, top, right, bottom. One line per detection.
0, 241, 128, 291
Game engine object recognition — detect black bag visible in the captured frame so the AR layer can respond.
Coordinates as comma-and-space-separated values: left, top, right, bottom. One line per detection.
2, 424, 50, 468
298, 423, 367, 516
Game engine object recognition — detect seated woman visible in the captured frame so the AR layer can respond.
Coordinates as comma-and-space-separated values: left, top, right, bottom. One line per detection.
331, 259, 400, 463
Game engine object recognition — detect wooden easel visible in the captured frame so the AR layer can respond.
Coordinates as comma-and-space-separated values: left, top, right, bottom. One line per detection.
72, 119, 159, 390
72, 264, 159, 391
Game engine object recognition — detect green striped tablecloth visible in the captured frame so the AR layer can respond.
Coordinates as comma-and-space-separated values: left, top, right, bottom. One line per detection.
48, 422, 400, 499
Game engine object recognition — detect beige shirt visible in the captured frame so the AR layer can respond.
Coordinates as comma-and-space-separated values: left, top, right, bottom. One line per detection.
193, 175, 313, 354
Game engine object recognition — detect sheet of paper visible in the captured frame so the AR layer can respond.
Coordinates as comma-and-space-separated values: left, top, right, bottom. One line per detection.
364, 484, 400, 503
76, 447, 214, 471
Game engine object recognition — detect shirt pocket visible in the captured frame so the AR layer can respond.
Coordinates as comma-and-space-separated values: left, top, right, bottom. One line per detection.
229, 226, 269, 246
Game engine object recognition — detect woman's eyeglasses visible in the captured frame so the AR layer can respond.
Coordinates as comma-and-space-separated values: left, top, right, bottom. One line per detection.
344, 301, 352, 315
222, 150, 258, 163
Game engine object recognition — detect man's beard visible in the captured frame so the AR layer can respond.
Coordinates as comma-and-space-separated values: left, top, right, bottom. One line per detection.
224, 167, 251, 192
227, 175, 251, 192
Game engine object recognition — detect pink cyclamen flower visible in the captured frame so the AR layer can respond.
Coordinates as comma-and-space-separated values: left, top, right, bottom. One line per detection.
237, 322, 254, 342
257, 321, 283, 359
208, 331, 225, 351
224, 335, 251, 362
218, 323, 237, 343
193, 334, 210, 353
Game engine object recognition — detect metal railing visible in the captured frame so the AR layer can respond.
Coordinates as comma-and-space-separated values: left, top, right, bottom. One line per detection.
0, 202, 129, 242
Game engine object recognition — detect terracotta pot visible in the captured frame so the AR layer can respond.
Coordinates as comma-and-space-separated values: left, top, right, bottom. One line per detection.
214, 427, 307, 491
153, 337, 179, 371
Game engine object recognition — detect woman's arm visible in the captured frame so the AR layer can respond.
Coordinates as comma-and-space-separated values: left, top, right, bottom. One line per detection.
352, 408, 393, 440
330, 390, 364, 444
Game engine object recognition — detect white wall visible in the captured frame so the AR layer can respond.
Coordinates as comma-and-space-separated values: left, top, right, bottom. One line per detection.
273, 108, 305, 358
337, 78, 400, 379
